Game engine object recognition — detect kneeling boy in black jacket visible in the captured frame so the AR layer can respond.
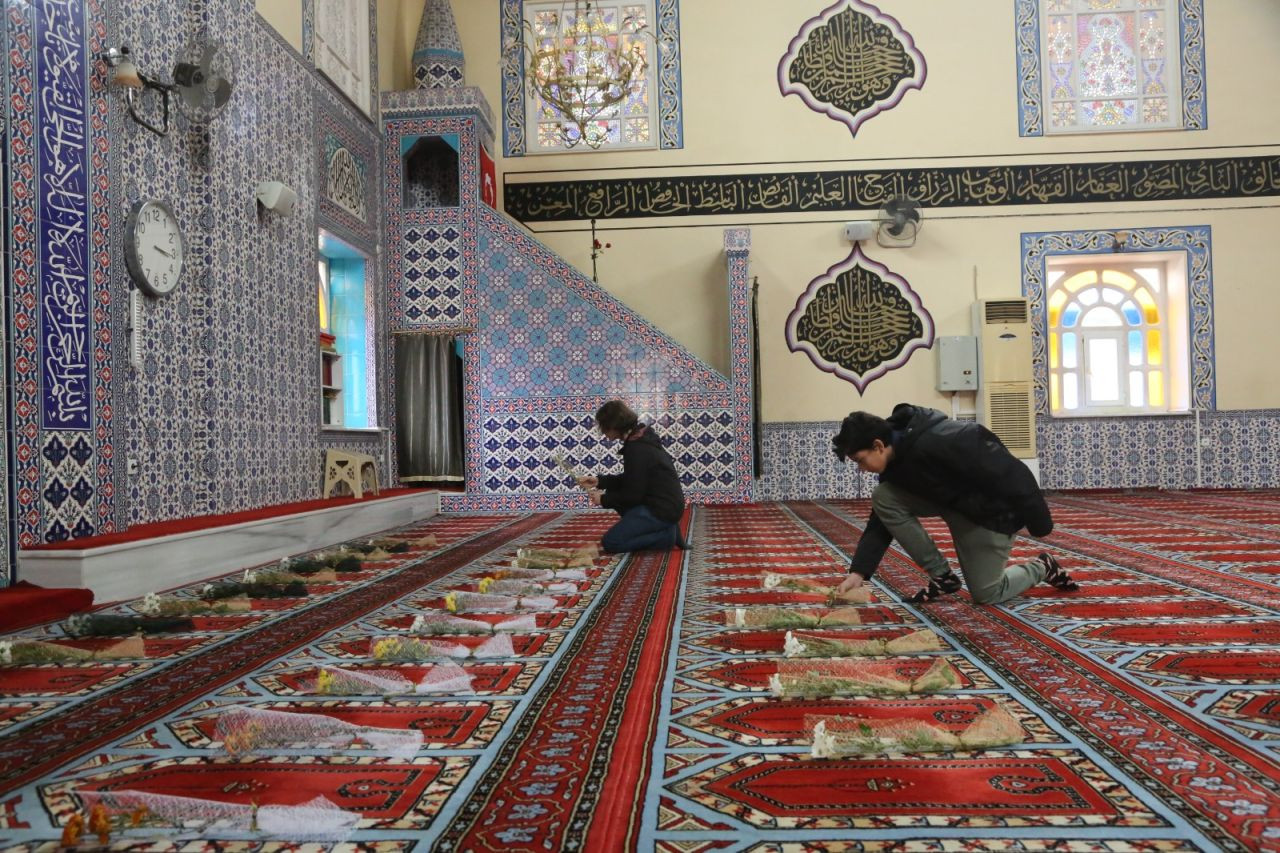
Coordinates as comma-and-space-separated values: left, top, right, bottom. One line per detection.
833, 404, 1078, 604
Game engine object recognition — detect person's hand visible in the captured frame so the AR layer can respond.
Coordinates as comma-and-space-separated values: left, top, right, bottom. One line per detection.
577, 475, 598, 489
836, 573, 866, 595
586, 488, 603, 506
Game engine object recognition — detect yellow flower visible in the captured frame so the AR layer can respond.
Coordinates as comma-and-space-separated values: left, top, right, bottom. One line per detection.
444, 592, 457, 613
372, 637, 400, 660
478, 577, 494, 593
316, 669, 335, 694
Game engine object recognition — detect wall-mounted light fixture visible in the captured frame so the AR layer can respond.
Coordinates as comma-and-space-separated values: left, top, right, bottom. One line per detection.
98, 41, 235, 138
98, 46, 176, 137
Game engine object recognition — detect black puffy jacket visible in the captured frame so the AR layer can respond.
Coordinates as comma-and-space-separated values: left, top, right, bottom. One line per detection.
849, 404, 1052, 579
598, 426, 686, 523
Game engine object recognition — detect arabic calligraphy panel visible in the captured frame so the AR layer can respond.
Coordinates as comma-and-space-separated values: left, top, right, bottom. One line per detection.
786, 247, 934, 393
778, 0, 926, 136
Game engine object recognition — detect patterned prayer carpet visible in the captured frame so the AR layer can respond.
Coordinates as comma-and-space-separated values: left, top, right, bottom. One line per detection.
0, 490, 1278, 850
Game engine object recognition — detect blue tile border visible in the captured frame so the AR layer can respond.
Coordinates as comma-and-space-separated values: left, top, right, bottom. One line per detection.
1021, 225, 1215, 415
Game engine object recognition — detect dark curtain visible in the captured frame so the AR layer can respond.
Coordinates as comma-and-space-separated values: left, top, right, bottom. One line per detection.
395, 334, 464, 483
751, 276, 763, 478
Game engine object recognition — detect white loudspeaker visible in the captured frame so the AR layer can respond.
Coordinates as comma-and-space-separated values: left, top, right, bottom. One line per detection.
255, 181, 297, 216
844, 221, 876, 242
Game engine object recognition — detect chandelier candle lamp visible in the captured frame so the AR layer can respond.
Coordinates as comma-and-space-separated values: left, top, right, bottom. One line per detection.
515, 1, 651, 149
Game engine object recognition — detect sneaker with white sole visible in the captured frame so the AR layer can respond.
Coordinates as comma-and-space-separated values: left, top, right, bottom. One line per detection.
1038, 552, 1079, 591
906, 570, 963, 604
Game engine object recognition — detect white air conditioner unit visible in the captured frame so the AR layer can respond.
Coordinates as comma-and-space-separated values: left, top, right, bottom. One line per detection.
972, 299, 1036, 460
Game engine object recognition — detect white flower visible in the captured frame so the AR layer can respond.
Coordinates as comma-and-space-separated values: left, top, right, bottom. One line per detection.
761, 572, 784, 590
731, 608, 746, 628
410, 615, 426, 633
767, 673, 784, 696
200, 584, 215, 597
783, 631, 805, 658
65, 613, 90, 637
277, 558, 291, 571
809, 720, 833, 758
243, 569, 258, 584
0, 640, 12, 663
139, 592, 162, 615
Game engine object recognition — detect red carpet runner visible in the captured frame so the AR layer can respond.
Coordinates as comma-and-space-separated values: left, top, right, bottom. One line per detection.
0, 490, 1277, 850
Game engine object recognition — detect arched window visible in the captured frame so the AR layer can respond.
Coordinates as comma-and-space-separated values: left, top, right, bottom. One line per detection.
1046, 255, 1189, 416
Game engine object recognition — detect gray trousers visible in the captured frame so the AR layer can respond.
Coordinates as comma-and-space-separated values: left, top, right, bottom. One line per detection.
872, 482, 1046, 605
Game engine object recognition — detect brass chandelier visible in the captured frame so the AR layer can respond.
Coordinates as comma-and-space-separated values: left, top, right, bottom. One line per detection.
520, 1, 650, 149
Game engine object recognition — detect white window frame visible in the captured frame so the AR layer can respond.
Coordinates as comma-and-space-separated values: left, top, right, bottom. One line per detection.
314, 0, 372, 116
1039, 0, 1182, 135
522, 0, 659, 154
1046, 252, 1189, 417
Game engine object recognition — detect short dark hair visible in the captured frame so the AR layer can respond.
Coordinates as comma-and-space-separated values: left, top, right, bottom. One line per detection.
595, 399, 639, 435
832, 411, 891, 461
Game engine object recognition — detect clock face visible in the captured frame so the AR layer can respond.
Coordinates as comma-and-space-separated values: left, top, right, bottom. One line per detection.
125, 200, 185, 297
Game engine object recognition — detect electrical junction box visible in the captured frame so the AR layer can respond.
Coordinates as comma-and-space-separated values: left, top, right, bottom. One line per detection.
936, 335, 978, 391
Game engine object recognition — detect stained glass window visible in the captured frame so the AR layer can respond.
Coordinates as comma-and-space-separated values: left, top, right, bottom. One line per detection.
1046, 253, 1188, 416
1039, 0, 1181, 134
523, 0, 658, 153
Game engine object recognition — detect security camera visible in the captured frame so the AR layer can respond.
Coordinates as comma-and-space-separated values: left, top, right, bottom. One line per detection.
255, 181, 297, 216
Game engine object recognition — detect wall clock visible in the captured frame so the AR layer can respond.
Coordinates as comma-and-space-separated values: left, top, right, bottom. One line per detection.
124, 200, 185, 297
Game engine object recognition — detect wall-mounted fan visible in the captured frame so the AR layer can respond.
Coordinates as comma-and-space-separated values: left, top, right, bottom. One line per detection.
172, 41, 236, 123
99, 39, 235, 137
877, 196, 922, 247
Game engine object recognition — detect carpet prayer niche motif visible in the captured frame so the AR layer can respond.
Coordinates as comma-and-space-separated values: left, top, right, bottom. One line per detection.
0, 490, 1277, 849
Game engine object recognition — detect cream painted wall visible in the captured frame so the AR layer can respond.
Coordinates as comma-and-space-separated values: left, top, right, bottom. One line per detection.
256, 1, 416, 89
256, 0, 303, 53
386, 1, 1280, 419
378, 0, 418, 91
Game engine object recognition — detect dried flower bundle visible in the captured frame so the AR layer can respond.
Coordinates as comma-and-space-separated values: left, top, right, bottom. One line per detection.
137, 592, 252, 616
415, 661, 475, 693
310, 665, 415, 695
63, 613, 195, 637
0, 635, 144, 664
350, 538, 413, 555
496, 566, 589, 582
76, 789, 358, 842
783, 629, 942, 658
761, 572, 871, 604
770, 657, 961, 698
513, 546, 595, 570
216, 705, 422, 758
807, 703, 1025, 756
724, 606, 864, 629
369, 633, 513, 661
446, 591, 556, 613
409, 612, 537, 635
200, 570, 307, 601
478, 577, 577, 596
